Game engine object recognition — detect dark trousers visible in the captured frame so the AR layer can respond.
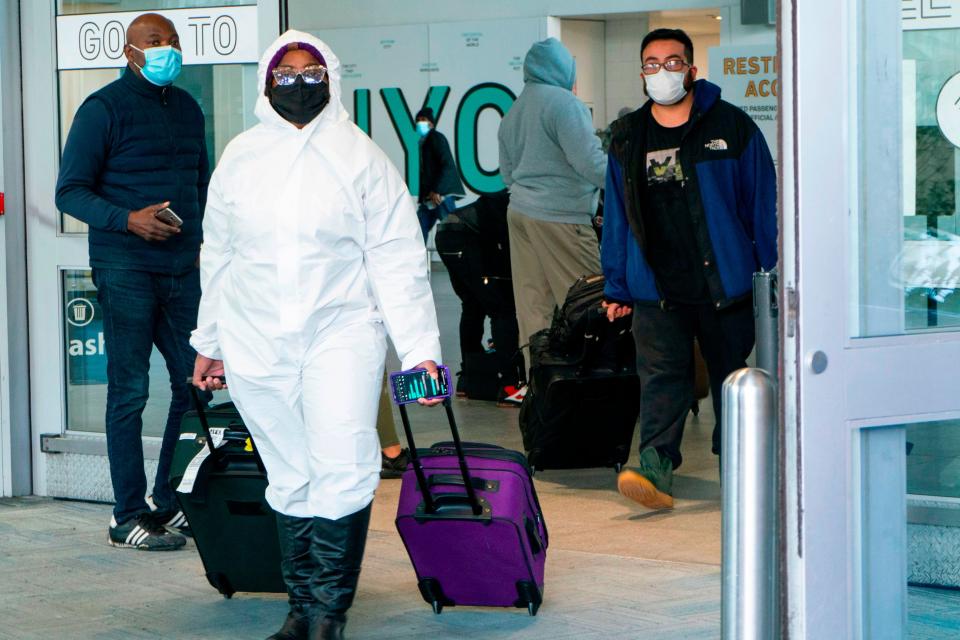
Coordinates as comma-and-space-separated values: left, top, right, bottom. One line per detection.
93, 267, 202, 524
449, 272, 524, 386
632, 300, 755, 469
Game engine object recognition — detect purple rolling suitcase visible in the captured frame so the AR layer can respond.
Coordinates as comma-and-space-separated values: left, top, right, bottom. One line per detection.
395, 399, 548, 616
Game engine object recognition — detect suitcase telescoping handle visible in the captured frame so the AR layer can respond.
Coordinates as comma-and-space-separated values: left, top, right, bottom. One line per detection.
397, 397, 483, 517
186, 376, 225, 455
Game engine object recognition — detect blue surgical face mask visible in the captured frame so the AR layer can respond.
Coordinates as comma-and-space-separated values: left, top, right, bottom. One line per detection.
416, 121, 431, 137
130, 45, 183, 86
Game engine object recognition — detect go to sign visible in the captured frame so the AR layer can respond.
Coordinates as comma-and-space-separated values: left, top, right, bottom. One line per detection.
56, 5, 259, 70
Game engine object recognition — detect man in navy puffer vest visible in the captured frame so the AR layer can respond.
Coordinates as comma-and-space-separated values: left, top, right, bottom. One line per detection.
55, 13, 208, 551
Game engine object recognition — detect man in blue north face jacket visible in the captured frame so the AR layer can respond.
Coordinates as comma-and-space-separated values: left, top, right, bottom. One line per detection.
602, 29, 777, 511
55, 13, 208, 551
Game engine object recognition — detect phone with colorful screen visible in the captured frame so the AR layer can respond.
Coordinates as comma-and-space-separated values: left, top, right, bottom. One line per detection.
389, 366, 452, 405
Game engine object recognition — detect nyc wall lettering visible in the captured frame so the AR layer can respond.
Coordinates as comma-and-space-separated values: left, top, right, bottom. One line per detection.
357, 83, 516, 195
316, 19, 541, 198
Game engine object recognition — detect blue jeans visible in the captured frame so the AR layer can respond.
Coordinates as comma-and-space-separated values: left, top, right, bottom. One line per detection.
417, 197, 456, 242
92, 267, 202, 524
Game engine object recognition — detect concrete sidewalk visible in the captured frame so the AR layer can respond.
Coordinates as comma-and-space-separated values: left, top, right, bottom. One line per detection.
0, 484, 721, 640
3, 264, 957, 638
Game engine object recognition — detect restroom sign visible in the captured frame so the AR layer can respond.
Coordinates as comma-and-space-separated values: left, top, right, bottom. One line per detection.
709, 44, 779, 160
56, 5, 259, 70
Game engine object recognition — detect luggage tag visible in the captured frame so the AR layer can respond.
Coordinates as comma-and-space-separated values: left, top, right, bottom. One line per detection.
176, 427, 228, 494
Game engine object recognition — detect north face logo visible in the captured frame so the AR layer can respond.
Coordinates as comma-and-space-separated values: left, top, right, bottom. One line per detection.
705, 139, 728, 151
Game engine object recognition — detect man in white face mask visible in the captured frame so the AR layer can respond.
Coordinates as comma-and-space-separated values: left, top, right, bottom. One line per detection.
601, 29, 777, 510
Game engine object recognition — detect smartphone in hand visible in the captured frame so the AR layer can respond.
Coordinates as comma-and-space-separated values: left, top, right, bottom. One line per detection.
389, 366, 452, 405
155, 206, 183, 227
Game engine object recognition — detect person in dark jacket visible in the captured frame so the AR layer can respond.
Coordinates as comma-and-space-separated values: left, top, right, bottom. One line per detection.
415, 107, 465, 241
54, 13, 209, 550
602, 29, 777, 510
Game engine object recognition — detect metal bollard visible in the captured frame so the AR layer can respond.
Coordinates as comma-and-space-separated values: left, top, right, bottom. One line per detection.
721, 368, 778, 640
753, 270, 779, 383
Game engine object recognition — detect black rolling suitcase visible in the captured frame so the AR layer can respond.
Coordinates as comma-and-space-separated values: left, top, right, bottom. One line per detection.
519, 275, 640, 472
169, 384, 284, 598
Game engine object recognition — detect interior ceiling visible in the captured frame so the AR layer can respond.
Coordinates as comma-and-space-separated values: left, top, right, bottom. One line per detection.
565, 8, 723, 36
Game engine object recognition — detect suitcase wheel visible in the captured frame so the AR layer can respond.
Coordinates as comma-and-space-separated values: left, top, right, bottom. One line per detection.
207, 572, 236, 600
691, 400, 700, 417
514, 580, 542, 616
418, 578, 452, 615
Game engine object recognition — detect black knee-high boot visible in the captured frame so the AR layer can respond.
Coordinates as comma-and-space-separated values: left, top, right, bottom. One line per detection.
267, 513, 315, 640
308, 503, 373, 640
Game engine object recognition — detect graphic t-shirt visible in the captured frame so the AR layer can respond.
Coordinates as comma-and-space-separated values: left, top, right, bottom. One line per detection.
641, 114, 710, 305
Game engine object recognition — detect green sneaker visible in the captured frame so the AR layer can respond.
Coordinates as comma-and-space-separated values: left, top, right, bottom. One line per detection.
617, 447, 674, 510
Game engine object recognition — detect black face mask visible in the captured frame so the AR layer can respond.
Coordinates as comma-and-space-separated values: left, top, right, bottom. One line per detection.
268, 77, 330, 126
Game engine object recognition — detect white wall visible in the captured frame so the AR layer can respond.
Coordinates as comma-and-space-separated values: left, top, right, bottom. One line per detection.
605, 17, 648, 124
560, 19, 606, 128
0, 14, 7, 495
290, 0, 739, 30
313, 18, 547, 200
721, 3, 776, 45
294, 0, 776, 148
1, 0, 31, 497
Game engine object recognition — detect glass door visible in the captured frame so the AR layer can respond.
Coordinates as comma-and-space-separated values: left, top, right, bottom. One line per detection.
782, 0, 960, 636
22, 0, 276, 499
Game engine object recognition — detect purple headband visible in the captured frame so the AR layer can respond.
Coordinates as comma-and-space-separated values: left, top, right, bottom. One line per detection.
266, 42, 327, 80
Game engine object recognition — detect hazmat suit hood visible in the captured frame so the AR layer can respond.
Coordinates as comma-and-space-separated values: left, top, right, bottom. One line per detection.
523, 37, 576, 91
254, 30, 348, 131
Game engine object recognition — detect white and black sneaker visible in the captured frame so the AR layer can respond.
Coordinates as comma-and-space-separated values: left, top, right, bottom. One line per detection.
153, 509, 192, 538
108, 513, 186, 551
147, 495, 192, 538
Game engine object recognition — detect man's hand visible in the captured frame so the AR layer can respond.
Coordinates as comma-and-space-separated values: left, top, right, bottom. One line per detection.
193, 355, 226, 391
602, 301, 633, 322
428, 192, 443, 206
414, 359, 444, 406
127, 201, 181, 242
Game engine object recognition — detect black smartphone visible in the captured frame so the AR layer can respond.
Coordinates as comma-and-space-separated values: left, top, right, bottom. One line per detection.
389, 366, 452, 405
155, 206, 183, 227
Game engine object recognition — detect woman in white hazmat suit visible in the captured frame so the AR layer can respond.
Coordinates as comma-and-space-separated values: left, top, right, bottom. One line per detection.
190, 31, 442, 640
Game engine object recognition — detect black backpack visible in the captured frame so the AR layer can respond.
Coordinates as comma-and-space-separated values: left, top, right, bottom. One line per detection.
526, 274, 635, 372
546, 274, 607, 361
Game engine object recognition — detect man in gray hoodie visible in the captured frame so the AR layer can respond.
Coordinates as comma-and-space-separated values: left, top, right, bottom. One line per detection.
499, 38, 607, 363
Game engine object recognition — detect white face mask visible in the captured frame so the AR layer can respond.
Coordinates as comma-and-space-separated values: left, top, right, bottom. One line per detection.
644, 69, 688, 106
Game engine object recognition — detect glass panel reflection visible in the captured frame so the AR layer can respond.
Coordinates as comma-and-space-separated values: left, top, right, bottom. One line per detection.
897, 28, 960, 332
63, 268, 173, 436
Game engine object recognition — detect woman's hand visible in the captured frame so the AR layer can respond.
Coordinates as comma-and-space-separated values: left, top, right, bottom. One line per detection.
193, 354, 226, 391
414, 360, 444, 407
